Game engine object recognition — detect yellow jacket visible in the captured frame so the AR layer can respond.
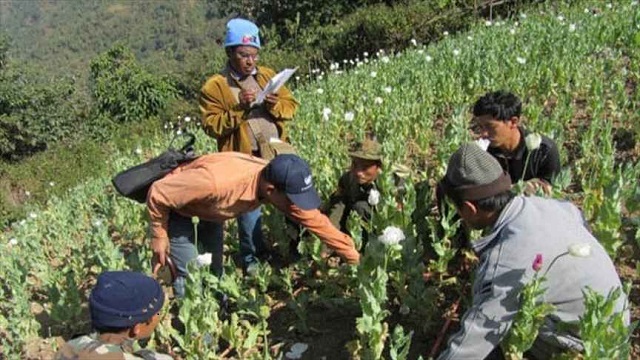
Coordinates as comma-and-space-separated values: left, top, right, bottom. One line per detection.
199, 65, 299, 153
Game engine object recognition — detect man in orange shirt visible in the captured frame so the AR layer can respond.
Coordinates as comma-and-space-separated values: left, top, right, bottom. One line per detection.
147, 152, 359, 297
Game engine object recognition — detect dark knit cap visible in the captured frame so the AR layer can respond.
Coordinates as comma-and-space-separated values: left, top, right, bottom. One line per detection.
441, 142, 511, 201
90, 271, 164, 329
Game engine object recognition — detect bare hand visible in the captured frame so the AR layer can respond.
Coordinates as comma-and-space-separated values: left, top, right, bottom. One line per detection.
523, 178, 552, 196
239, 89, 257, 108
151, 237, 170, 267
264, 93, 279, 107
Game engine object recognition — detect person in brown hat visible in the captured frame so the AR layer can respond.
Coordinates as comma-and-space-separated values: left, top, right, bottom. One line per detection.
322, 137, 383, 248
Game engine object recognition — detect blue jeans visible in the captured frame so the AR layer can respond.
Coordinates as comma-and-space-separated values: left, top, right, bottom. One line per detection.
168, 212, 223, 298
237, 207, 266, 267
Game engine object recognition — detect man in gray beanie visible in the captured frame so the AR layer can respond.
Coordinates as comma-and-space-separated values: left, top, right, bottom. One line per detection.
436, 143, 629, 360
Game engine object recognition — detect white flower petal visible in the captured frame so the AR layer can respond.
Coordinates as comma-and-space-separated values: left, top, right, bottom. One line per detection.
475, 138, 491, 151
196, 253, 213, 267
368, 189, 380, 206
378, 226, 406, 245
525, 133, 542, 151
568, 243, 592, 258
344, 112, 355, 122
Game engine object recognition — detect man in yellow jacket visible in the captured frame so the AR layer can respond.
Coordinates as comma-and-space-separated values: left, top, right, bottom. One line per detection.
199, 18, 299, 274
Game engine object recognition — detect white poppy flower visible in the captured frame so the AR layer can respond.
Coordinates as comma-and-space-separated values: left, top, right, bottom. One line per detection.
29, 212, 37, 219
557, 15, 565, 22
516, 57, 526, 64
606, 3, 612, 9
417, 49, 424, 54
520, 13, 527, 19
569, 24, 576, 32
467, 36, 473, 41
322, 107, 332, 121
568, 243, 592, 258
196, 253, 213, 267
370, 71, 377, 78
453, 49, 460, 56
525, 133, 542, 151
49, 181, 55, 187
378, 226, 406, 245
510, 28, 516, 35
410, 38, 418, 46
184, 116, 191, 122
368, 189, 380, 206
381, 56, 390, 63
316, 88, 324, 94
286, 343, 309, 359
25, 191, 30, 197
383, 86, 392, 93
374, 97, 383, 105
176, 129, 182, 135
443, 31, 449, 36
344, 112, 355, 122
475, 138, 491, 151
363, 51, 369, 57
135, 147, 142, 155
485, 20, 493, 26
9, 238, 18, 246
425, 55, 433, 62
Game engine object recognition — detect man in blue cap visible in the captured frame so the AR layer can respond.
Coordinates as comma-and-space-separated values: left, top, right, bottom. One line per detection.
199, 18, 299, 274
55, 271, 171, 359
147, 152, 359, 298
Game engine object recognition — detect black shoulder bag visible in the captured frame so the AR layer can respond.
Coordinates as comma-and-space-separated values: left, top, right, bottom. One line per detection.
112, 132, 198, 203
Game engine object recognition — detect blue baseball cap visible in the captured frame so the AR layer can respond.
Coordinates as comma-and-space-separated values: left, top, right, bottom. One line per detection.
90, 271, 164, 329
224, 18, 261, 49
264, 154, 321, 210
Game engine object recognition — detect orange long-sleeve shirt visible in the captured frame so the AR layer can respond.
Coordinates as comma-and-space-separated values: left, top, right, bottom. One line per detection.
147, 152, 359, 264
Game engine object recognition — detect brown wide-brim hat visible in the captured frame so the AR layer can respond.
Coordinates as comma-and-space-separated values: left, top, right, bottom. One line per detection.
349, 139, 382, 161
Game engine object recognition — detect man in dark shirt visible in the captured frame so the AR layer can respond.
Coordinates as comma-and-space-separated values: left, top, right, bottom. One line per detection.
471, 90, 561, 194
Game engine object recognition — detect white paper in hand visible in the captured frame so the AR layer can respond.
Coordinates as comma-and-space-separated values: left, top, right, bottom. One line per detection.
254, 67, 297, 105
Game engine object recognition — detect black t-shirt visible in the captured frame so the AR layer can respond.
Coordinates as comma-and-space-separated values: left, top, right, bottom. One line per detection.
487, 127, 561, 184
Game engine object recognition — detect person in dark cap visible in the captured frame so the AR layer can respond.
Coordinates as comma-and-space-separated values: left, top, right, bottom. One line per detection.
323, 137, 383, 248
54, 271, 171, 359
146, 152, 359, 297
470, 90, 561, 195
199, 18, 299, 274
435, 143, 628, 360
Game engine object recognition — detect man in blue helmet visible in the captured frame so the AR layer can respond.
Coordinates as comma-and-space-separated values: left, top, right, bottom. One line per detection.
199, 18, 299, 275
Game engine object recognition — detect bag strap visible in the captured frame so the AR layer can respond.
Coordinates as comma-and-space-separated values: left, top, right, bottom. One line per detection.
168, 132, 196, 152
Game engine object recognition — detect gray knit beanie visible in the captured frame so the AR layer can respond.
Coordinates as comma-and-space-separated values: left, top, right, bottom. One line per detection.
441, 142, 511, 201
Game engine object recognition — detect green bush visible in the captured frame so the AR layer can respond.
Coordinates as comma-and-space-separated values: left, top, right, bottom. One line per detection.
0, 35, 79, 161
89, 44, 178, 124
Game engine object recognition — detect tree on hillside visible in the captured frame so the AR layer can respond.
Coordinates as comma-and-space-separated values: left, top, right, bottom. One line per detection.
89, 44, 177, 124
0, 34, 77, 161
